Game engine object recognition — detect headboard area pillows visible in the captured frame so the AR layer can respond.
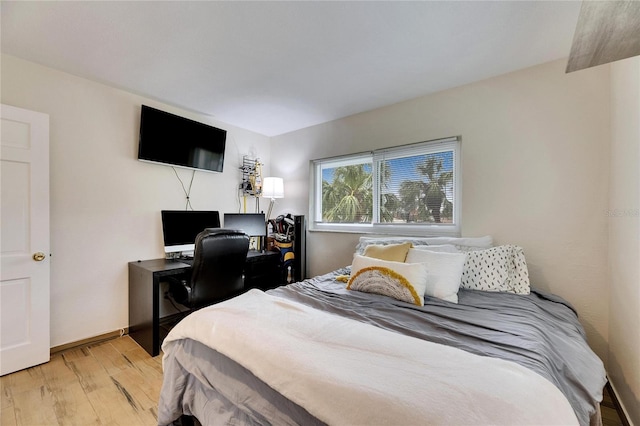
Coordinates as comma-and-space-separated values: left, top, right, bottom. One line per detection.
410, 244, 460, 253
460, 245, 530, 294
362, 242, 412, 262
348, 255, 428, 306
355, 236, 493, 255
405, 249, 466, 303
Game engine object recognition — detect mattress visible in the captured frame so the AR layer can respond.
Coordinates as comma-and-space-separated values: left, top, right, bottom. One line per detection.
158, 268, 606, 425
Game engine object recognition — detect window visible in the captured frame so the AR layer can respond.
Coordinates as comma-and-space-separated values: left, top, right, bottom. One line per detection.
311, 136, 460, 235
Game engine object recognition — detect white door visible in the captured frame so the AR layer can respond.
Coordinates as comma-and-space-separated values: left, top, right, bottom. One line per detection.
0, 104, 50, 376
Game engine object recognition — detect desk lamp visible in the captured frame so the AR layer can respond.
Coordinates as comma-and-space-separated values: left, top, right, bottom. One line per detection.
262, 177, 284, 221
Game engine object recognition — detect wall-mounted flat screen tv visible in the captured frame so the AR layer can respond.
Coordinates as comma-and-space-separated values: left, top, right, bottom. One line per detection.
138, 105, 226, 173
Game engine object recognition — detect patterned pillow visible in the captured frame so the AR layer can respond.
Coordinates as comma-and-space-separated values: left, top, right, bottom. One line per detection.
405, 249, 466, 303
348, 255, 428, 306
362, 242, 412, 262
460, 245, 530, 294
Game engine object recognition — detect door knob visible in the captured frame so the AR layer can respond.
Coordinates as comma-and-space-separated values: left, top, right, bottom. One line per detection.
33, 252, 46, 262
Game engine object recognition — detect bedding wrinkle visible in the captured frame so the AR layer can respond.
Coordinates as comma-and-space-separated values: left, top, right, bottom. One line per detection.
163, 289, 579, 425
160, 340, 323, 426
269, 269, 606, 426
159, 268, 606, 426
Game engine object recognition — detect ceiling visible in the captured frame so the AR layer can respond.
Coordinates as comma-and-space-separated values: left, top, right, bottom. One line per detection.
1, 1, 582, 137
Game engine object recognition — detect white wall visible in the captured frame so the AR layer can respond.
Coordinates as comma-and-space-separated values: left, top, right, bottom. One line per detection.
271, 59, 612, 362
1, 54, 271, 347
609, 56, 640, 425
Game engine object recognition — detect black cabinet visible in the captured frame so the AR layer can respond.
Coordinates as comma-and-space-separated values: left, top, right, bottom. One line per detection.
292, 215, 306, 282
244, 250, 281, 290
128, 259, 191, 356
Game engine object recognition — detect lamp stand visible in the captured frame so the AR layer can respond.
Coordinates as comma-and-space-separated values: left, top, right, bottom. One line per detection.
266, 198, 276, 222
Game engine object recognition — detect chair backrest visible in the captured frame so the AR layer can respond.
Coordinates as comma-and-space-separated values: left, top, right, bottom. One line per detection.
188, 228, 250, 309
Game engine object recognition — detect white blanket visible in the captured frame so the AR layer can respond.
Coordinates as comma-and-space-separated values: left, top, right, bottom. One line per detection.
163, 289, 578, 425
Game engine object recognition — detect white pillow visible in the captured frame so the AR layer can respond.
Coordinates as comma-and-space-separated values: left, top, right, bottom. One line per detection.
410, 244, 460, 253
405, 249, 466, 303
349, 255, 428, 306
460, 245, 530, 294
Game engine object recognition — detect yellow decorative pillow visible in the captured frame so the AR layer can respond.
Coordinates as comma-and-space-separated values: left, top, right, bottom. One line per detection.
362, 242, 412, 262
348, 255, 428, 306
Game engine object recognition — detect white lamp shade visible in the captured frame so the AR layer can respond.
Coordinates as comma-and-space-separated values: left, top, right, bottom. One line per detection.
262, 177, 284, 198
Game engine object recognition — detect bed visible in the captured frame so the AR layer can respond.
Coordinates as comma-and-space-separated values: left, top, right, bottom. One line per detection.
157, 236, 607, 426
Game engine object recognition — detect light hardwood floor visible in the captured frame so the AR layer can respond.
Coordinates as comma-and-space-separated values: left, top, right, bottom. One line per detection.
1, 336, 627, 425
1, 336, 162, 425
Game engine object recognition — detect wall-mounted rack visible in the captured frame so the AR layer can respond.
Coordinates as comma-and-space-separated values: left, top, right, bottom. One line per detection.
239, 156, 263, 197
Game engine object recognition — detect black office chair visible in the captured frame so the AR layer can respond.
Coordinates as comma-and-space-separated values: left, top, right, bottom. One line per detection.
169, 228, 250, 310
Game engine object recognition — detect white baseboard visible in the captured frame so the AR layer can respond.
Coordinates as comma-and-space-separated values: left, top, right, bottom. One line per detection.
50, 328, 128, 355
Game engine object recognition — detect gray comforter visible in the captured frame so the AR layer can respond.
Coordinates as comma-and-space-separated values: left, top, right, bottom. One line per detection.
159, 268, 606, 426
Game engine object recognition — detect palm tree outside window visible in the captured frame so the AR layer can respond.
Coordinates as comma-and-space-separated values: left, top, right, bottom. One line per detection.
311, 136, 460, 236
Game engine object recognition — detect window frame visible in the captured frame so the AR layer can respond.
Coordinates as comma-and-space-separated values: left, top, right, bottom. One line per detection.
310, 136, 461, 236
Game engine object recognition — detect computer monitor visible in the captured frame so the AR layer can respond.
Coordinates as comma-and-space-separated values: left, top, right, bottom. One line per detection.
223, 213, 266, 237
161, 210, 220, 255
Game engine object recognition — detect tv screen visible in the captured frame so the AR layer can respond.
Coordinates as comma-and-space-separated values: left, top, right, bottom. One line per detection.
139, 105, 226, 173
161, 210, 220, 255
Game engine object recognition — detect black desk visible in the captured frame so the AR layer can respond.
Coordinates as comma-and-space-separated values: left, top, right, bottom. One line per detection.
128, 250, 281, 356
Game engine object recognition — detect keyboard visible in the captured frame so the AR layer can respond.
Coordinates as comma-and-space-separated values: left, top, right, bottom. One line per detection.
170, 256, 193, 266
